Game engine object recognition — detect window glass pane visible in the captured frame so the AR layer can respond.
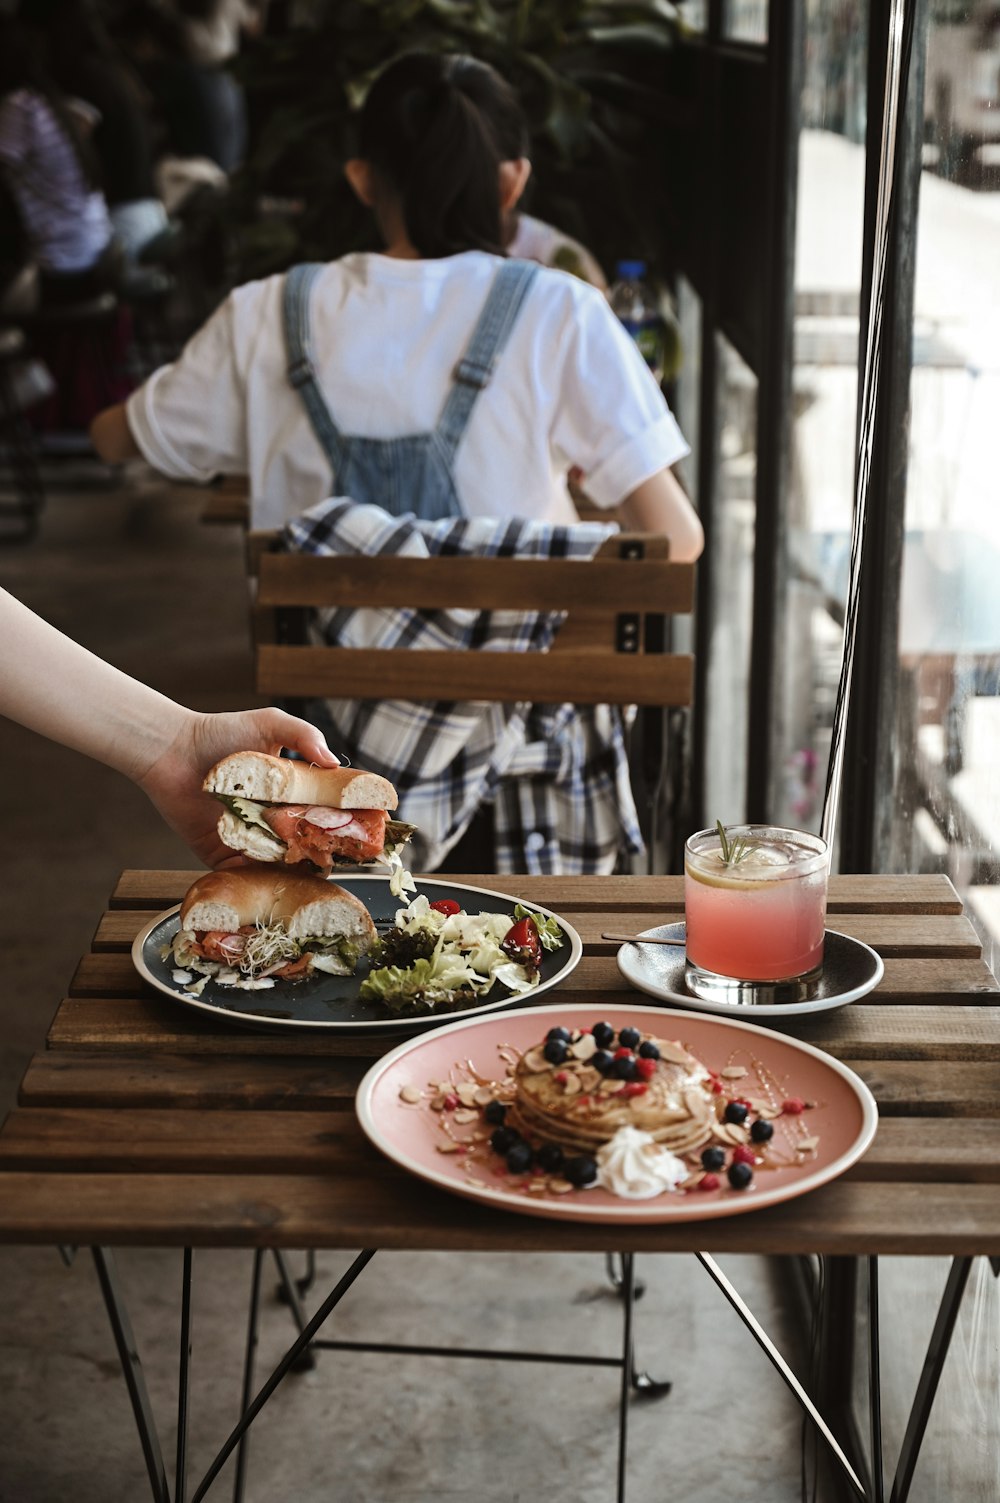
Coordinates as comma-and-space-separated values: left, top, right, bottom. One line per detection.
675, 0, 708, 32
674, 276, 702, 504
772, 0, 868, 837
889, 3, 1000, 979
723, 0, 768, 44
704, 335, 756, 822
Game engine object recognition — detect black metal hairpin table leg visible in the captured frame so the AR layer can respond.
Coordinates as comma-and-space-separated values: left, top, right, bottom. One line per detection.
232, 1251, 264, 1503
275, 1249, 316, 1306
887, 1256, 973, 1503
189, 1249, 377, 1503
271, 1249, 317, 1370
868, 1257, 884, 1503
176, 1249, 194, 1503
92, 1247, 171, 1503
617, 1253, 636, 1503
605, 1251, 646, 1300
695, 1252, 869, 1500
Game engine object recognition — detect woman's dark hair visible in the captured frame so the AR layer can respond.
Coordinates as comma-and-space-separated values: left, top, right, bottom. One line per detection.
357, 51, 529, 259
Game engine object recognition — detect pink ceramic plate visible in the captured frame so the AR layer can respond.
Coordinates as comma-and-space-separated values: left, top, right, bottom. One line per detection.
356, 1002, 878, 1224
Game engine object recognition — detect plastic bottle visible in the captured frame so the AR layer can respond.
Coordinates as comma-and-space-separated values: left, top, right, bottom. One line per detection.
608, 259, 666, 383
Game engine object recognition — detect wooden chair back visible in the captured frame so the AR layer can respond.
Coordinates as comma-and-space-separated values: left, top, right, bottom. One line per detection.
251, 532, 695, 708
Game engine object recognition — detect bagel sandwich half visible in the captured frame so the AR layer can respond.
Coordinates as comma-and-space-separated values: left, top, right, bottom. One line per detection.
203, 752, 416, 891
170, 863, 376, 992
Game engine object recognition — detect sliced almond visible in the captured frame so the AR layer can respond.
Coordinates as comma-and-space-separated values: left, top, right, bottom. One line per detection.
561, 1074, 583, 1096
436, 1141, 462, 1154
429, 1095, 447, 1112
473, 1086, 495, 1107
456, 1082, 479, 1107
548, 1177, 575, 1194
398, 1085, 422, 1104
526, 1179, 548, 1194
721, 1066, 748, 1079
570, 1034, 597, 1062
658, 1042, 697, 1066
797, 1136, 820, 1152
453, 1109, 478, 1124
521, 1046, 550, 1074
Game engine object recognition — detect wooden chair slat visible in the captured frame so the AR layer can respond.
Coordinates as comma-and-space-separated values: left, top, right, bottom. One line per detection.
256, 550, 694, 613
257, 645, 694, 705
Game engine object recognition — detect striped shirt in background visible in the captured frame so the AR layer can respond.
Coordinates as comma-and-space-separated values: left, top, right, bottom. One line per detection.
0, 88, 112, 273
282, 499, 646, 876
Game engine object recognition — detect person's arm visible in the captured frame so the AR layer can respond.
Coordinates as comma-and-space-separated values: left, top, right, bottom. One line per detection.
618, 469, 704, 563
1, 587, 338, 867
90, 402, 140, 463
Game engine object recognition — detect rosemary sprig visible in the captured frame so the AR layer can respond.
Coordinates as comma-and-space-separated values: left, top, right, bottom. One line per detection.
716, 819, 752, 866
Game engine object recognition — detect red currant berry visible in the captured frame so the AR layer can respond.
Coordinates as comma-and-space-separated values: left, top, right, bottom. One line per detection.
636, 1057, 657, 1080
782, 1097, 806, 1115
698, 1174, 721, 1191
732, 1144, 756, 1166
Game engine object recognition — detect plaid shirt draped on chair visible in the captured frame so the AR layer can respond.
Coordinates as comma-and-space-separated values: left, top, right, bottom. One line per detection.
282, 499, 646, 874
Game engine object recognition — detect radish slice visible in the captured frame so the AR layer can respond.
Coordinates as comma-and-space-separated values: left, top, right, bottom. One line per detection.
303, 806, 356, 830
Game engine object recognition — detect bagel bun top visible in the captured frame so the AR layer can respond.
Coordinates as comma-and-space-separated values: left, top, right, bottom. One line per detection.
178, 863, 376, 943
203, 752, 397, 811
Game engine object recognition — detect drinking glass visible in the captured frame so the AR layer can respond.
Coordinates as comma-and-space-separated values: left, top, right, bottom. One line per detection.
684, 824, 829, 1005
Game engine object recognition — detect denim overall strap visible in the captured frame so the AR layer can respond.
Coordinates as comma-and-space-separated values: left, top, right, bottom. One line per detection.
283, 262, 346, 472
436, 259, 540, 460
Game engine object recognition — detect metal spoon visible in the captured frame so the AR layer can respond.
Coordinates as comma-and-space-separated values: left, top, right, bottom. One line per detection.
601, 932, 686, 946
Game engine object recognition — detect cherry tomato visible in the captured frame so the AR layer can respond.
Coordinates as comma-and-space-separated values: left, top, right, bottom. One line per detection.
501, 915, 543, 969
429, 899, 461, 916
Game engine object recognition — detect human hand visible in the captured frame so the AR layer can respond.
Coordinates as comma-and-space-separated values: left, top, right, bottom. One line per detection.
137, 706, 339, 867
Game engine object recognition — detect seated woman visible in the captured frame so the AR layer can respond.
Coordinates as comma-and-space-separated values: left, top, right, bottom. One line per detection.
0, 18, 120, 308
89, 49, 703, 561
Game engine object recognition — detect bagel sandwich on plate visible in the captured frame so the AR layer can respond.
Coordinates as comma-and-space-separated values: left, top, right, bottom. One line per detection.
170, 863, 377, 992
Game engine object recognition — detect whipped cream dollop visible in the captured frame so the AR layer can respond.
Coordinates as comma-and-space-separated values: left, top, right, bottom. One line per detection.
595, 1126, 689, 1200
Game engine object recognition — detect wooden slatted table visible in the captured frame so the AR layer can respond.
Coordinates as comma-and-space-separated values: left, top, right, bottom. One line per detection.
0, 870, 996, 1503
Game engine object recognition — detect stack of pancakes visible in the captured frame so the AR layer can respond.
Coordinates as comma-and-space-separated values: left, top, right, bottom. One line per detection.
509, 1030, 716, 1158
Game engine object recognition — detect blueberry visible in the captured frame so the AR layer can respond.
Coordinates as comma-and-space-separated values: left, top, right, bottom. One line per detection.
490, 1126, 520, 1155
483, 1099, 507, 1126
638, 1041, 661, 1060
546, 1026, 572, 1044
592, 1022, 616, 1050
701, 1145, 726, 1172
544, 1038, 569, 1065
564, 1155, 598, 1188
619, 1027, 641, 1051
611, 1055, 634, 1079
592, 1050, 615, 1075
728, 1161, 753, 1190
750, 1118, 774, 1144
537, 1143, 565, 1173
506, 1141, 534, 1174
724, 1102, 749, 1125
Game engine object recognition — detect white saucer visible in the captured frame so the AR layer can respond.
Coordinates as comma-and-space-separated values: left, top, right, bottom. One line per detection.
615, 924, 884, 1020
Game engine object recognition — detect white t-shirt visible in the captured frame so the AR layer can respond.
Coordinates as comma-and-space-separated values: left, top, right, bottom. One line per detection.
126, 250, 689, 529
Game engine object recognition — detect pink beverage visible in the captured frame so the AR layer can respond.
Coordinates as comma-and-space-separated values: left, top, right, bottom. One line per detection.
684, 825, 828, 1004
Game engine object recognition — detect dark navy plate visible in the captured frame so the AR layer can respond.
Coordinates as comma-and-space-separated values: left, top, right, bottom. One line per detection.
131, 875, 582, 1036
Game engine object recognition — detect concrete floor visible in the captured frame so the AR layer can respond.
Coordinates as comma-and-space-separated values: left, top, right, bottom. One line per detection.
0, 470, 993, 1502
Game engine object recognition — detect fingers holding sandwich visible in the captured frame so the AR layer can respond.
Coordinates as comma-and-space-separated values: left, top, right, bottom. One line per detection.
138, 709, 341, 870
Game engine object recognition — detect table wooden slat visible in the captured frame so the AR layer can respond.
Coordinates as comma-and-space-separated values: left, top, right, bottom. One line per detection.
3, 1109, 998, 1187
93, 907, 984, 958
45, 997, 1000, 1062
67, 949, 999, 1004
0, 1172, 997, 1254
109, 869, 965, 915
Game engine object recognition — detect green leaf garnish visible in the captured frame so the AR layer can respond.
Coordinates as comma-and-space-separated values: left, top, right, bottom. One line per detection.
716, 819, 752, 866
